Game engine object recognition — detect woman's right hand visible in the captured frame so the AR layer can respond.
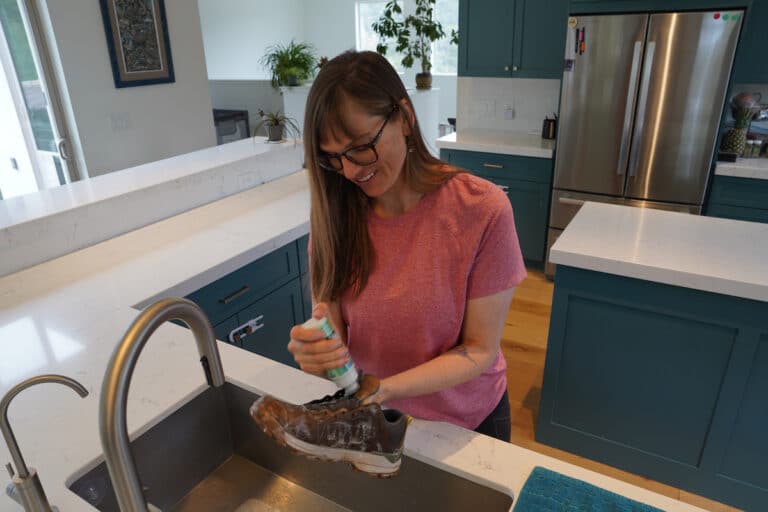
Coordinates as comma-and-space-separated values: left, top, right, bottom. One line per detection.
287, 303, 350, 377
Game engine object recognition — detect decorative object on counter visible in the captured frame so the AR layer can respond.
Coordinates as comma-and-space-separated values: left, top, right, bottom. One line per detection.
371, 0, 458, 90
254, 109, 300, 142
721, 106, 754, 156
260, 40, 318, 88
1, 374, 88, 511
250, 373, 410, 477
514, 467, 664, 512
99, 0, 175, 88
542, 113, 558, 140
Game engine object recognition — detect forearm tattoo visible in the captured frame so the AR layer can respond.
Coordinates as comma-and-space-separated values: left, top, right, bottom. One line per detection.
449, 344, 478, 366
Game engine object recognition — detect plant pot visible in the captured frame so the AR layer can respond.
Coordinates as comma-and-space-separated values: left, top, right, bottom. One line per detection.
266, 124, 284, 142
286, 75, 300, 87
415, 72, 432, 90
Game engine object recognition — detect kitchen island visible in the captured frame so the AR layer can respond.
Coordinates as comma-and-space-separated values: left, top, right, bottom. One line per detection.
539, 202, 768, 511
0, 161, 709, 510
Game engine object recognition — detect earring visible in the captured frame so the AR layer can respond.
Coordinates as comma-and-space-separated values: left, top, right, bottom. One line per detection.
406, 135, 416, 153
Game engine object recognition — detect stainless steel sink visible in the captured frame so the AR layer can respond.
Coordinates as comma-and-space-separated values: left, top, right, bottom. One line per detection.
68, 382, 514, 511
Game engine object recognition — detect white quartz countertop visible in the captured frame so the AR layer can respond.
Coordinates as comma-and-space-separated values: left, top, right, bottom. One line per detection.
436, 129, 555, 159
715, 157, 768, 179
0, 174, 707, 511
551, 202, 768, 302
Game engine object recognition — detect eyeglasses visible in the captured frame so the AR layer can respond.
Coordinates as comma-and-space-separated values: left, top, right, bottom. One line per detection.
317, 106, 398, 172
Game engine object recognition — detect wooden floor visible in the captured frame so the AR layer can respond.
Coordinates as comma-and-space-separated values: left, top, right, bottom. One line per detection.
502, 269, 742, 512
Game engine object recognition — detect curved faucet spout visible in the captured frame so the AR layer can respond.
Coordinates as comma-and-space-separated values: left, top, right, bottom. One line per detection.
1, 374, 88, 511
99, 297, 224, 512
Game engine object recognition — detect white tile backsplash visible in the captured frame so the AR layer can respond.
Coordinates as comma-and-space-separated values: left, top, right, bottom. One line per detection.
457, 77, 561, 133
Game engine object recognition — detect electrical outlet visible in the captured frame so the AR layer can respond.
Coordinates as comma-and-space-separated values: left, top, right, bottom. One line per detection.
503, 104, 515, 120
110, 112, 132, 132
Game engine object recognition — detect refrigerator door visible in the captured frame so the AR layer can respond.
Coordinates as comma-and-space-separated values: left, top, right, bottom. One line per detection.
553, 14, 649, 196
625, 11, 742, 205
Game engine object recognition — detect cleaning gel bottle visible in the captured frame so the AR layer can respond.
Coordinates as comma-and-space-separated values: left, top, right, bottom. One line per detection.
302, 316, 359, 395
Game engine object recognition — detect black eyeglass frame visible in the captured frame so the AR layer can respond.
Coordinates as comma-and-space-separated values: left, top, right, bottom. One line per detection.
317, 105, 399, 172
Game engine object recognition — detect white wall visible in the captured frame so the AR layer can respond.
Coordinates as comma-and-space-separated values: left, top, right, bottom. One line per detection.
198, 0, 304, 79
41, 0, 216, 177
198, 0, 458, 129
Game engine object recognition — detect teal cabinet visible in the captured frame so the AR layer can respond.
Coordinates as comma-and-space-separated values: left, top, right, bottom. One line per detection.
458, 0, 515, 77
237, 279, 303, 368
458, 0, 568, 79
441, 149, 552, 263
184, 236, 312, 368
537, 266, 768, 511
705, 175, 768, 223
512, 0, 569, 79
733, 0, 768, 84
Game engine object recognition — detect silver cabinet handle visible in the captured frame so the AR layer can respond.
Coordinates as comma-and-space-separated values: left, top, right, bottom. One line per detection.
617, 41, 643, 176
483, 163, 504, 169
558, 197, 585, 206
497, 184, 510, 192
513, 65, 519, 71
504, 65, 510, 71
219, 285, 251, 304
229, 315, 265, 344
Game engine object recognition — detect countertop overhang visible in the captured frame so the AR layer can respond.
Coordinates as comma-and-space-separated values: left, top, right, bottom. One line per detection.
551, 202, 768, 302
436, 129, 555, 159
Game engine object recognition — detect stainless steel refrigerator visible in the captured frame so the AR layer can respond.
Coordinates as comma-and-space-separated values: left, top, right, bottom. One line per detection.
546, 10, 743, 276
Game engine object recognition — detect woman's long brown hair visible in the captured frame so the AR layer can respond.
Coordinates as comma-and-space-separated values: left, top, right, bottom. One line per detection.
304, 51, 459, 303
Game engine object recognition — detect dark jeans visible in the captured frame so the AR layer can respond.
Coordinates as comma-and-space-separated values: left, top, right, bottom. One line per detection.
474, 389, 511, 442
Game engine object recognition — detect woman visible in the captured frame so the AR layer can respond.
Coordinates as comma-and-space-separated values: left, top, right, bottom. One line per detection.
288, 51, 526, 441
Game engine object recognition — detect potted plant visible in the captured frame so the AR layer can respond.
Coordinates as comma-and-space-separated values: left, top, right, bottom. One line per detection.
260, 40, 318, 88
372, 0, 458, 89
254, 109, 301, 142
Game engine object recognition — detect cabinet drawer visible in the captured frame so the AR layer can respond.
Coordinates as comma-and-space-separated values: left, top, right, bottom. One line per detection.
706, 203, 768, 224
237, 279, 303, 368
709, 176, 768, 211
187, 243, 299, 326
442, 149, 552, 184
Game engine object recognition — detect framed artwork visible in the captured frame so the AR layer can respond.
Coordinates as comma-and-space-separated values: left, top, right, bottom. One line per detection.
99, 0, 175, 88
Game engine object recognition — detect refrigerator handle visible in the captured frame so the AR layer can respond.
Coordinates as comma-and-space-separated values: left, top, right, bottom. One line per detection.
628, 42, 655, 178
617, 42, 643, 176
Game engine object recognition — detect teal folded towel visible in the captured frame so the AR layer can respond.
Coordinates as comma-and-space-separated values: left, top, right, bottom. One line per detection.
514, 467, 665, 512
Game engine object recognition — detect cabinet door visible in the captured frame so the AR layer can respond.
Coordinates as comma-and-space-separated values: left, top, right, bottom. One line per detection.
237, 279, 303, 368
499, 179, 550, 262
733, 0, 768, 83
718, 335, 768, 497
458, 0, 515, 77
513, 0, 569, 79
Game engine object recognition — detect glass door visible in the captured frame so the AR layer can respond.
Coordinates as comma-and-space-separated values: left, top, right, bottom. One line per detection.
0, 0, 77, 200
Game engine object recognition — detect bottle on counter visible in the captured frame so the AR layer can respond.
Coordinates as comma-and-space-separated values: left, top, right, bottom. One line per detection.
302, 316, 360, 394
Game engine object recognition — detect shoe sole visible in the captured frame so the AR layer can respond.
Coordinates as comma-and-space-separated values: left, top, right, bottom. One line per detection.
252, 403, 401, 477
282, 431, 401, 477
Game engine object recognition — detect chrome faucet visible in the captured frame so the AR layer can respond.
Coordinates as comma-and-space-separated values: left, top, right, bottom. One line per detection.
99, 297, 225, 512
1, 374, 88, 511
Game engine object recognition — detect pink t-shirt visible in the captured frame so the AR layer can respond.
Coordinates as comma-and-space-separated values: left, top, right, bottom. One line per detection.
339, 172, 527, 430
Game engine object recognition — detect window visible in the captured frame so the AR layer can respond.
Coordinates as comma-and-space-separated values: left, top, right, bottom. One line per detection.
431, 0, 458, 75
356, 1, 405, 73
356, 0, 458, 75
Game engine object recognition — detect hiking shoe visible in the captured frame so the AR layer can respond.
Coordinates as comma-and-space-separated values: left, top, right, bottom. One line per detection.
250, 374, 409, 477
